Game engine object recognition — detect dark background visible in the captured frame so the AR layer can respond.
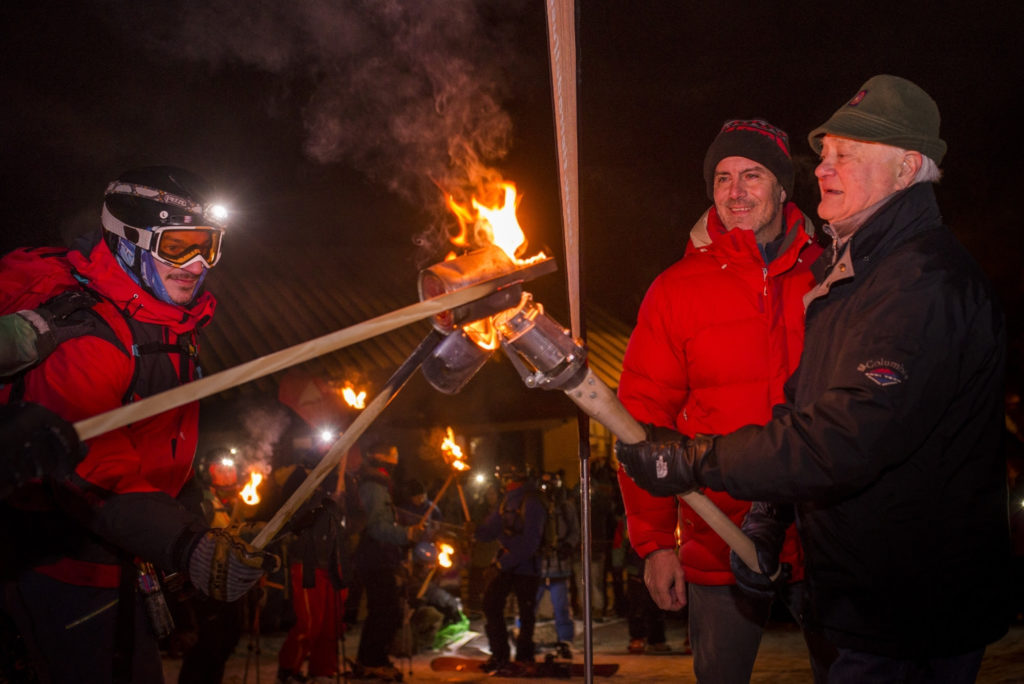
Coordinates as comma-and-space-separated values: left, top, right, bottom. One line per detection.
2, 1, 1022, 388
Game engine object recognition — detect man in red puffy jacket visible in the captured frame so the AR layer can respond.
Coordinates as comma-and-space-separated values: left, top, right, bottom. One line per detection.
617, 120, 834, 683
1, 167, 270, 683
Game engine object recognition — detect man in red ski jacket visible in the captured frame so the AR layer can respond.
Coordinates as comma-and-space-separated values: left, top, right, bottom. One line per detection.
617, 120, 834, 683
1, 166, 270, 683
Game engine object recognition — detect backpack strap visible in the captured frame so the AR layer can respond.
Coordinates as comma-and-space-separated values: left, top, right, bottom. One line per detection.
5, 286, 199, 407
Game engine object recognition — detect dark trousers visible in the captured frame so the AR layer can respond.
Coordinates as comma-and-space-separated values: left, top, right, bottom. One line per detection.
688, 583, 772, 684
828, 646, 984, 684
626, 572, 665, 644
5, 570, 164, 684
483, 570, 540, 663
177, 593, 244, 683
355, 566, 401, 667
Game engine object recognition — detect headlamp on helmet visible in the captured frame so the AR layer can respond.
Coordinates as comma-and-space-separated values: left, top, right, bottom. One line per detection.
102, 177, 228, 270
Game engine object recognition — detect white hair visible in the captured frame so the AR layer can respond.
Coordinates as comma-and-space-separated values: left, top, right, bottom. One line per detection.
914, 154, 943, 183
891, 144, 942, 183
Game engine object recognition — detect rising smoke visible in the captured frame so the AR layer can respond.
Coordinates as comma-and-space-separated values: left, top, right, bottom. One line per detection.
99, 0, 533, 255
241, 403, 292, 474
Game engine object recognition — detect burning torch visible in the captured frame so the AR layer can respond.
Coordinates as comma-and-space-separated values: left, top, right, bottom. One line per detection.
249, 256, 555, 551
421, 427, 472, 526
230, 469, 264, 525
413, 539, 458, 600
414, 189, 760, 573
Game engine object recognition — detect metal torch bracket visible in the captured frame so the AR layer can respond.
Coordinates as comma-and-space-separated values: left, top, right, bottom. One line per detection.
496, 293, 588, 390
418, 248, 557, 332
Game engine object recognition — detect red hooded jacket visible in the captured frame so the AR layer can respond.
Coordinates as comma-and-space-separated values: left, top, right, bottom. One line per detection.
2, 233, 215, 586
617, 203, 820, 585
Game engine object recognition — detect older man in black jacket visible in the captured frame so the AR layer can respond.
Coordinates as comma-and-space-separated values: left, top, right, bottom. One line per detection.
617, 74, 1009, 683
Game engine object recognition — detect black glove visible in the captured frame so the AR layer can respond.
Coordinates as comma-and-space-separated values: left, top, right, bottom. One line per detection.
729, 501, 794, 600
615, 431, 716, 497
16, 289, 100, 362
0, 401, 84, 500
185, 528, 278, 602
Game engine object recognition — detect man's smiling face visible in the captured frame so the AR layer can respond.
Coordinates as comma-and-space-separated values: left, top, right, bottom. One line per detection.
712, 155, 785, 244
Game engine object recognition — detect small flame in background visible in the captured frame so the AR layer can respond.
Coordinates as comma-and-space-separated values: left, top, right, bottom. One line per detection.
341, 383, 367, 410
240, 471, 264, 505
441, 426, 469, 471
438, 542, 455, 568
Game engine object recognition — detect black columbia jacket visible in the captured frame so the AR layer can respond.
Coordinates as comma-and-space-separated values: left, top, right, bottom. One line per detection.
705, 182, 1009, 657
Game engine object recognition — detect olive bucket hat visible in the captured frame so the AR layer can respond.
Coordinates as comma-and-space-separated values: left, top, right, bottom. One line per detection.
808, 74, 946, 164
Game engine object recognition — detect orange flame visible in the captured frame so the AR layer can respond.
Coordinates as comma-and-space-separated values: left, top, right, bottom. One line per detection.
341, 384, 366, 410
463, 318, 499, 350
240, 471, 263, 505
440, 426, 469, 471
446, 182, 545, 264
438, 543, 455, 568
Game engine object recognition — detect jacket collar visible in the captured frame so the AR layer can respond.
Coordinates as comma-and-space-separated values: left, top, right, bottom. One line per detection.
67, 231, 216, 333
688, 201, 815, 273
805, 183, 942, 309
842, 182, 942, 266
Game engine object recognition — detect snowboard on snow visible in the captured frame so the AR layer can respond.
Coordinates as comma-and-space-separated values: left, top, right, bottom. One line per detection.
429, 655, 619, 678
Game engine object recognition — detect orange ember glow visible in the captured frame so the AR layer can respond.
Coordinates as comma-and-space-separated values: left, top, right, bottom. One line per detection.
441, 426, 469, 471
341, 384, 367, 410
438, 543, 455, 568
463, 318, 499, 351
446, 182, 545, 264
240, 471, 263, 505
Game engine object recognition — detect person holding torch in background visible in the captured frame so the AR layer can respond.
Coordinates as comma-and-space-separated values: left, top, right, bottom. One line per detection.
352, 441, 424, 682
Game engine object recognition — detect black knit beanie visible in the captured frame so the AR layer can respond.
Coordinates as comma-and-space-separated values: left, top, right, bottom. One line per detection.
702, 119, 794, 200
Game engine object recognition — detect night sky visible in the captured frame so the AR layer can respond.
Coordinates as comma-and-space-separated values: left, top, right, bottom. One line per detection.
2, 1, 1022, 385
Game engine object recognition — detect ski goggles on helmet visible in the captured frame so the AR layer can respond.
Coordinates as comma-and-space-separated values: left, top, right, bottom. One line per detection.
149, 226, 224, 268
102, 204, 225, 268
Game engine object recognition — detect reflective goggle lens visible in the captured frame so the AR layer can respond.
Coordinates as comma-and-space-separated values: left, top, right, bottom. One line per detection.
153, 228, 223, 267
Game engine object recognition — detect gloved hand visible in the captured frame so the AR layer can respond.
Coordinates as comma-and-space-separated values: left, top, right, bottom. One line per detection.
615, 431, 716, 497
235, 521, 266, 544
0, 401, 84, 500
15, 289, 100, 362
729, 501, 794, 600
186, 528, 278, 602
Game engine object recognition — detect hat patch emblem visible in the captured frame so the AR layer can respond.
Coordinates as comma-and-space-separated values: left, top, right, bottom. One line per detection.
848, 89, 868, 107
858, 359, 908, 386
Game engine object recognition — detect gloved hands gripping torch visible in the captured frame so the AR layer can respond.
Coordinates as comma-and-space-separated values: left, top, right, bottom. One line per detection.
613, 429, 785, 587
181, 527, 280, 603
